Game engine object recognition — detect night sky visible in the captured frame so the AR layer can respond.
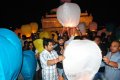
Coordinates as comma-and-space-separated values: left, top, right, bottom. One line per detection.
0, 0, 119, 29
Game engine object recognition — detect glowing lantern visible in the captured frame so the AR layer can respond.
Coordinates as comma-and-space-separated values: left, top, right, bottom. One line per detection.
57, 3, 81, 27
39, 31, 52, 39
89, 22, 97, 31
21, 24, 32, 37
63, 40, 102, 80
30, 22, 38, 33
77, 22, 86, 35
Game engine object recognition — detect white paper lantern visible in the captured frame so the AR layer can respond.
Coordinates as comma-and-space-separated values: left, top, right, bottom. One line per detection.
57, 3, 81, 27
63, 40, 102, 80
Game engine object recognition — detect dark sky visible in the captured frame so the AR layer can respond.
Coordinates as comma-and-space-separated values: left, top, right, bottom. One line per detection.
0, 0, 119, 28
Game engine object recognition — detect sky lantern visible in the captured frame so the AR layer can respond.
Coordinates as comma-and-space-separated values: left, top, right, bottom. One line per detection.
89, 22, 98, 31
57, 3, 81, 28
30, 22, 38, 33
63, 40, 102, 80
21, 24, 32, 37
39, 31, 52, 39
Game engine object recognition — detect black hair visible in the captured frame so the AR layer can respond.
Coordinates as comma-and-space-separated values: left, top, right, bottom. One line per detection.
43, 38, 53, 48
22, 35, 26, 40
24, 41, 29, 45
82, 35, 88, 40
102, 26, 106, 30
58, 36, 64, 40
22, 41, 29, 51
74, 36, 82, 40
101, 32, 106, 37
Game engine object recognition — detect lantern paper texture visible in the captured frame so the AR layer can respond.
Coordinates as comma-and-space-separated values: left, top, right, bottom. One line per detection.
21, 25, 32, 37
33, 39, 44, 53
57, 3, 81, 27
21, 50, 37, 80
30, 22, 38, 33
63, 40, 102, 80
39, 31, 52, 39
0, 28, 22, 80
0, 28, 22, 55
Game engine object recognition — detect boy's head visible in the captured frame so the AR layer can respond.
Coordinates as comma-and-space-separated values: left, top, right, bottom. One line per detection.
110, 41, 120, 53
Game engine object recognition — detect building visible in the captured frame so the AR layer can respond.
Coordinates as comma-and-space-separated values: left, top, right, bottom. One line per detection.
41, 11, 93, 32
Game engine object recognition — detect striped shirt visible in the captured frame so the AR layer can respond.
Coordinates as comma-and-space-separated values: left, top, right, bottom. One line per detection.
40, 49, 58, 80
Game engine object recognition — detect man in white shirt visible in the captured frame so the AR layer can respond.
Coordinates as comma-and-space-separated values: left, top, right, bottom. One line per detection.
40, 38, 64, 80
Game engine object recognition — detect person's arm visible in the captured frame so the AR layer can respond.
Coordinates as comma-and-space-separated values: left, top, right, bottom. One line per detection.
47, 55, 65, 66
103, 56, 119, 68
108, 61, 118, 68
47, 58, 59, 66
58, 55, 65, 62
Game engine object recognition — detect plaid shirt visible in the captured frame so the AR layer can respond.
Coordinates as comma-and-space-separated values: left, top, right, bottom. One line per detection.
40, 49, 58, 80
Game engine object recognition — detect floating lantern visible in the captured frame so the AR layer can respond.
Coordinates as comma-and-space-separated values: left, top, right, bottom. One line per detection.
57, 3, 81, 27
39, 31, 52, 39
30, 22, 38, 33
21, 24, 32, 37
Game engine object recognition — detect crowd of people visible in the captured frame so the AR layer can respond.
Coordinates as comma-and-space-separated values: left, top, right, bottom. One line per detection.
18, 26, 120, 80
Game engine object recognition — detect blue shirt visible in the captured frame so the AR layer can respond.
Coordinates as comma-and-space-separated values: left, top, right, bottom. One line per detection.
101, 51, 120, 80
